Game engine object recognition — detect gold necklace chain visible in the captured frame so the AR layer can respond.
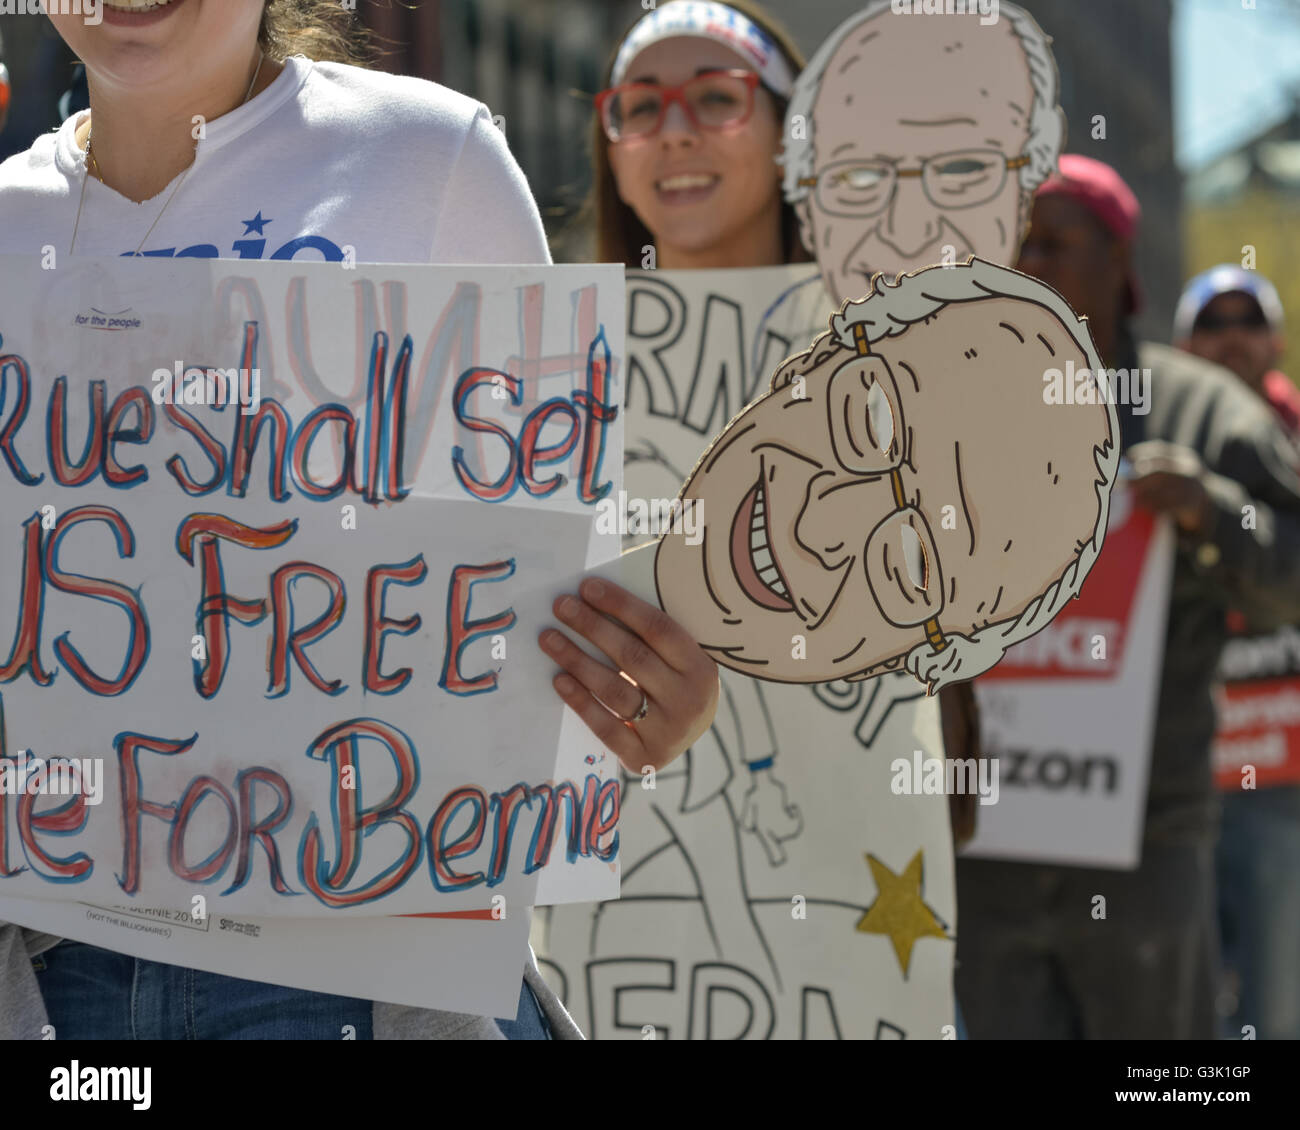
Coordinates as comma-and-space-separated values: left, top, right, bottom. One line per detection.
70, 52, 265, 256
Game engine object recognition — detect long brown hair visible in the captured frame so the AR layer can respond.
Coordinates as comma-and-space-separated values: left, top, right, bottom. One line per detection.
258, 0, 371, 65
585, 0, 809, 268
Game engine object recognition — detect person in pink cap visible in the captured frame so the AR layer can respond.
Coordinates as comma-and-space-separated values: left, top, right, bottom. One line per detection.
956, 154, 1300, 1040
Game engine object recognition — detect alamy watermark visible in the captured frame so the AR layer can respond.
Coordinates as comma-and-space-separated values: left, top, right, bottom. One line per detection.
890, 0, 999, 26
1043, 360, 1150, 415
49, 1061, 150, 1110
0, 749, 104, 806
595, 493, 703, 545
890, 749, 1000, 806
151, 362, 261, 415
0, 0, 101, 25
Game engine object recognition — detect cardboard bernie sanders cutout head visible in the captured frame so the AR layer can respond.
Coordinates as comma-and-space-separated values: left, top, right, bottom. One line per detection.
782, 0, 1064, 305
654, 257, 1119, 690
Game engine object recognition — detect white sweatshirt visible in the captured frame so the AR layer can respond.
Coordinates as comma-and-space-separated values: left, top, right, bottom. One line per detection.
0, 54, 549, 265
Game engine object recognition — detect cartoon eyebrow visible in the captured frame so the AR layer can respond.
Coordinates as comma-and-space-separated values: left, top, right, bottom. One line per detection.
702, 647, 770, 666
954, 440, 975, 555
998, 322, 1025, 344
816, 477, 876, 501
781, 395, 814, 409
752, 441, 822, 469
703, 421, 756, 474
1036, 332, 1056, 357
833, 638, 866, 664
897, 116, 977, 127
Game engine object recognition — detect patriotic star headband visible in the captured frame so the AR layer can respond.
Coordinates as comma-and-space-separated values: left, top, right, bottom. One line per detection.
610, 1, 796, 98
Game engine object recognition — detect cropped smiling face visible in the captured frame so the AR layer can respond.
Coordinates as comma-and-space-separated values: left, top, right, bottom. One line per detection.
654, 293, 1112, 683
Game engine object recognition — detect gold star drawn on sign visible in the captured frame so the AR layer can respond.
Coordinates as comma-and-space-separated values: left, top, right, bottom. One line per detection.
856, 851, 948, 977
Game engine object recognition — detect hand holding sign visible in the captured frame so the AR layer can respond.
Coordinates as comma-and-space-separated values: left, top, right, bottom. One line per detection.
541, 576, 719, 773
1127, 440, 1214, 536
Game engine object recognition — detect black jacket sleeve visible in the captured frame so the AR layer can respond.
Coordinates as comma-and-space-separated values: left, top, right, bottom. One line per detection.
1184, 421, 1300, 627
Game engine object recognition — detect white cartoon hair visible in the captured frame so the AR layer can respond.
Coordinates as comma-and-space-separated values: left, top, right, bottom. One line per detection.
780, 0, 1064, 206
775, 257, 1119, 693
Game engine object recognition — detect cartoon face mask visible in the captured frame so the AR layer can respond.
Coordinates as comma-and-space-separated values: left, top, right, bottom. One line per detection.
653, 259, 1118, 689
783, 2, 1064, 305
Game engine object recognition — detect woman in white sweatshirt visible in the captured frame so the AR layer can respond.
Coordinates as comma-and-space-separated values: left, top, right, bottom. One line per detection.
0, 0, 718, 1041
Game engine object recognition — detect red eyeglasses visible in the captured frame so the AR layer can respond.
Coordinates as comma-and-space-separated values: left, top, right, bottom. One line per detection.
596, 70, 761, 142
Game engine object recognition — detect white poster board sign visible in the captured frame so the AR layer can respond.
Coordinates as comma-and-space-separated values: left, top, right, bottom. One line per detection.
537, 266, 958, 1039
0, 254, 625, 919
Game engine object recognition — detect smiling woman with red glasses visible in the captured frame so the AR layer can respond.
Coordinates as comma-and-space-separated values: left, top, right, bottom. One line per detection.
585, 0, 807, 271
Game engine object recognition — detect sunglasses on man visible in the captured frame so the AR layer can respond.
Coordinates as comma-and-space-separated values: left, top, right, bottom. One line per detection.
1192, 305, 1270, 334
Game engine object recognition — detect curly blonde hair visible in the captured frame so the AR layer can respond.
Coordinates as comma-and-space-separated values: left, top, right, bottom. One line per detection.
258, 0, 371, 65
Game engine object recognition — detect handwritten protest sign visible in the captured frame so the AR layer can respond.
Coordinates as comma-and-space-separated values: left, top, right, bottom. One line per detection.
964, 491, 1175, 868
537, 266, 958, 1038
0, 254, 625, 917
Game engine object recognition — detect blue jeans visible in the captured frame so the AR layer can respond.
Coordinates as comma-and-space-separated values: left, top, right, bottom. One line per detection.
496, 978, 552, 1040
34, 940, 549, 1039
1217, 785, 1300, 1040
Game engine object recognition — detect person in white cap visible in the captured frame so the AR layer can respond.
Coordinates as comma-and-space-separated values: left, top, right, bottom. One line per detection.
1175, 265, 1299, 434
1175, 265, 1300, 1041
